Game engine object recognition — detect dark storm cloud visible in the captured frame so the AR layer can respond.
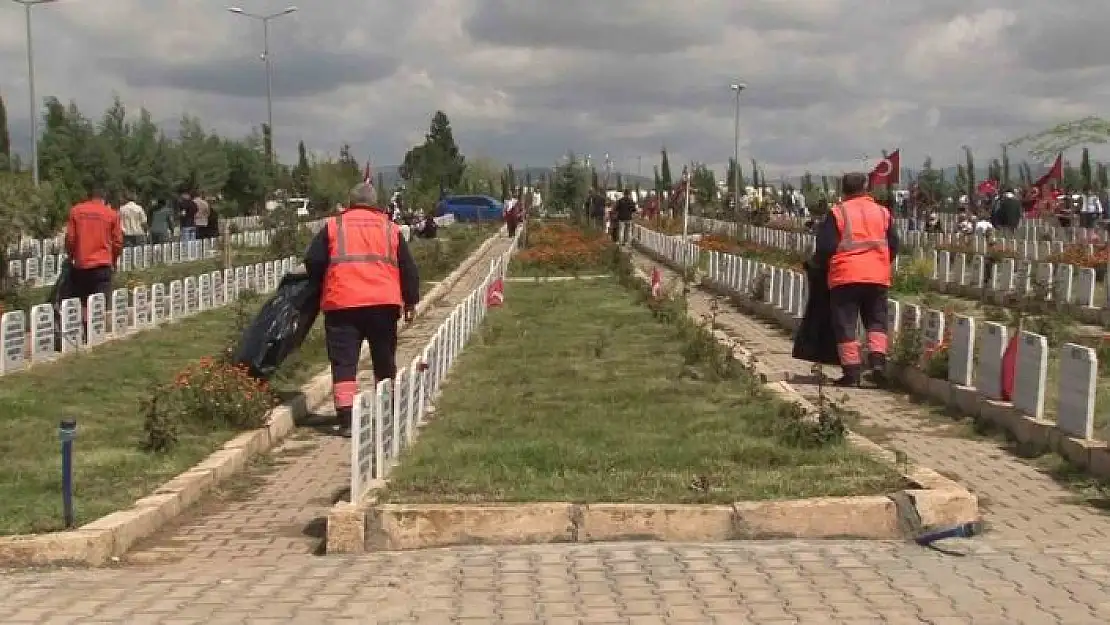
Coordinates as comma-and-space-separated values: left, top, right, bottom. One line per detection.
113, 50, 399, 98
464, 0, 724, 54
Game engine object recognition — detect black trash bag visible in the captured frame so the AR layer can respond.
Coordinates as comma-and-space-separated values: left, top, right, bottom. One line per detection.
231, 272, 321, 380
792, 257, 840, 366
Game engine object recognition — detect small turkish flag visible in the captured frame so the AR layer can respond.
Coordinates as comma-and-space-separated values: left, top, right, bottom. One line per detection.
486, 278, 505, 307
650, 267, 663, 299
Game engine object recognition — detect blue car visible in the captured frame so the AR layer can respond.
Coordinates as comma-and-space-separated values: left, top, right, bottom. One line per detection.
436, 195, 503, 222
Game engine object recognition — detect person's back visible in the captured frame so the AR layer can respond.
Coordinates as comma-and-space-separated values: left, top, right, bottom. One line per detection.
150, 202, 173, 238
615, 195, 636, 221
66, 193, 123, 270
194, 196, 210, 228
119, 199, 147, 243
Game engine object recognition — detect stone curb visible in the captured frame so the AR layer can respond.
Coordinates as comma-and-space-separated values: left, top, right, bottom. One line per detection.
0, 229, 504, 568
326, 250, 977, 553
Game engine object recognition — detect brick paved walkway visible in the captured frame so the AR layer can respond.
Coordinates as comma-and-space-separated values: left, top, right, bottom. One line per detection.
2, 249, 1110, 624
123, 236, 518, 564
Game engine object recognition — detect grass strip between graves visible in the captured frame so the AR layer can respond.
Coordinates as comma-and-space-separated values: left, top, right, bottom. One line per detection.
0, 225, 492, 535
383, 275, 908, 504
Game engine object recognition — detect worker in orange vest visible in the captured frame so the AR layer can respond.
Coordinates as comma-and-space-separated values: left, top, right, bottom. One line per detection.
813, 173, 900, 387
63, 185, 124, 307
303, 182, 420, 437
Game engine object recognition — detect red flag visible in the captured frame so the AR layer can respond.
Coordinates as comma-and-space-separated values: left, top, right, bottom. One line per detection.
977, 179, 999, 196
868, 150, 900, 187
1000, 334, 1018, 402
1032, 154, 1063, 191
650, 267, 663, 299
485, 278, 504, 307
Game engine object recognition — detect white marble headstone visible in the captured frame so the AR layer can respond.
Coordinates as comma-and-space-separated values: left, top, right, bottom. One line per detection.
86, 293, 107, 345
1057, 343, 1096, 439
1014, 331, 1048, 419
1, 310, 27, 373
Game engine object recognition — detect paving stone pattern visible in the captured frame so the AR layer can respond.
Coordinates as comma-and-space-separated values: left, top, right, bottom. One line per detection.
2, 248, 1110, 623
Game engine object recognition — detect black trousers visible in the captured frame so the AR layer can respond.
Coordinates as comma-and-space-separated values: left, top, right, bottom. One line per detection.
830, 284, 889, 366
324, 305, 401, 412
63, 266, 113, 307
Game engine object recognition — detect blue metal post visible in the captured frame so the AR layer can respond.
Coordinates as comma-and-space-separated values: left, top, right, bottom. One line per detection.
58, 419, 76, 528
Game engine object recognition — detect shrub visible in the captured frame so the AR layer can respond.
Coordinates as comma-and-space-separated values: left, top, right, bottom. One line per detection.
143, 356, 275, 451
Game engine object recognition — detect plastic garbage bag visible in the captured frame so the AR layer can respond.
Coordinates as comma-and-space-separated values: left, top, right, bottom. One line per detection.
231, 271, 321, 380
792, 258, 840, 366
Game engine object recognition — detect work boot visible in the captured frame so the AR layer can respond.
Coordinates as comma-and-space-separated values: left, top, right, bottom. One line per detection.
333, 407, 353, 438
832, 364, 862, 387
867, 353, 889, 387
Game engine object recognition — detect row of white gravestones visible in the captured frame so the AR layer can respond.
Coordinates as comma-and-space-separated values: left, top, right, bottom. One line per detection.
4, 230, 276, 288
4, 216, 268, 256
645, 226, 1106, 446
631, 227, 699, 268
886, 299, 1099, 441
0, 255, 297, 375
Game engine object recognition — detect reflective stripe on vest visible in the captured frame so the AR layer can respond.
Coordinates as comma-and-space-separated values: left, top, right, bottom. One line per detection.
331, 213, 398, 267
834, 201, 889, 252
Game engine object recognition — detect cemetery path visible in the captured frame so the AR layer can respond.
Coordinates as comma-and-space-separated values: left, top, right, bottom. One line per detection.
6, 247, 1110, 623
630, 251, 1110, 548
122, 235, 518, 566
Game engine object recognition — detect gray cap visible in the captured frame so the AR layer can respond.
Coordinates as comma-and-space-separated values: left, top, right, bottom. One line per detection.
349, 182, 377, 207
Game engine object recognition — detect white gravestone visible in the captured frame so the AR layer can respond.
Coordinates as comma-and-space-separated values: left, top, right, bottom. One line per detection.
976, 322, 1008, 400
265, 262, 276, 292
30, 303, 54, 362
244, 266, 255, 291
7, 259, 21, 283
1057, 343, 1097, 439
86, 293, 107, 345
254, 264, 265, 291
948, 315, 975, 387
969, 256, 985, 289
887, 299, 901, 337
210, 271, 225, 307
199, 274, 212, 310
901, 303, 922, 332
999, 258, 1015, 291
1053, 264, 1075, 304
42, 254, 57, 284
25, 257, 40, 286
224, 268, 236, 301
171, 242, 181, 263
121, 248, 133, 272
169, 280, 184, 319
152, 283, 167, 325
111, 289, 129, 336
184, 277, 198, 315
954, 253, 967, 285
59, 298, 82, 353
937, 251, 951, 282
133, 286, 151, 328
1014, 331, 1048, 419
1015, 260, 1032, 293
1, 310, 27, 373
923, 309, 945, 349
1035, 263, 1053, 299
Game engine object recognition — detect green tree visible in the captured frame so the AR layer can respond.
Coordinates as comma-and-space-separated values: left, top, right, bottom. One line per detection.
398, 110, 466, 202
915, 157, 948, 206
1001, 144, 1011, 187
963, 147, 976, 198
292, 140, 311, 195
659, 148, 672, 189
750, 158, 760, 190
550, 152, 590, 219
1007, 117, 1110, 159
690, 163, 716, 206
1080, 147, 1093, 190
0, 93, 9, 171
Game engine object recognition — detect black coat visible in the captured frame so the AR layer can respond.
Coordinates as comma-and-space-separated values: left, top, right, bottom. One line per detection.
792, 258, 840, 366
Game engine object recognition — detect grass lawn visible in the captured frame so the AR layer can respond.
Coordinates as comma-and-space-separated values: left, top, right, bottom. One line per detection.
0, 224, 492, 535
384, 278, 908, 504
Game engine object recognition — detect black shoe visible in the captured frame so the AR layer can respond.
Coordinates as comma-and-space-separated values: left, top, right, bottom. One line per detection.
867, 353, 888, 388
833, 365, 862, 387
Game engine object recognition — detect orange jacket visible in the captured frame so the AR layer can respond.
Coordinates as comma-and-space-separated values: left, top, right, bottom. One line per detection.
828, 196, 892, 289
320, 209, 404, 311
65, 199, 124, 269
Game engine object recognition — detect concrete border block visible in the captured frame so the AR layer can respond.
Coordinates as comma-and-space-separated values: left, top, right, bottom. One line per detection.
578, 504, 735, 542
368, 503, 577, 550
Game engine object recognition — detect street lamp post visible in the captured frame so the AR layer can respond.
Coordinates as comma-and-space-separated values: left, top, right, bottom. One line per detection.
730, 82, 746, 219
228, 6, 297, 162
12, 0, 58, 187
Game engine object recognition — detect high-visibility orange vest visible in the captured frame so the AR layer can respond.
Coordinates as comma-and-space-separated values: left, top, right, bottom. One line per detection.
320, 207, 403, 311
828, 196, 892, 289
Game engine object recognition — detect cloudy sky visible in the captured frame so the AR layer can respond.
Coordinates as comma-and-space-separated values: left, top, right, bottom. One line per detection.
0, 0, 1105, 176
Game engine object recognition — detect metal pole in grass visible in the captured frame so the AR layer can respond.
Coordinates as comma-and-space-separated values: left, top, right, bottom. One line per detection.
58, 418, 76, 528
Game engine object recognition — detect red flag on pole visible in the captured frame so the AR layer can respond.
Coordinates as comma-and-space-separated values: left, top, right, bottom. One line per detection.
650, 267, 663, 299
868, 149, 900, 187
486, 278, 505, 307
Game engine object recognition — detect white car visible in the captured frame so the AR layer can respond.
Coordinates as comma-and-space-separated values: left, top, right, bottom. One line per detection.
266, 197, 310, 217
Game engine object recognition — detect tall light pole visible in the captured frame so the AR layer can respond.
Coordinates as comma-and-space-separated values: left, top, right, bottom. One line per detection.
12, 0, 58, 187
228, 5, 297, 163
730, 82, 746, 219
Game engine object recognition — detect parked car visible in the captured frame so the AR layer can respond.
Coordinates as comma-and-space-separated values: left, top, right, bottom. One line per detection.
436, 195, 503, 222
